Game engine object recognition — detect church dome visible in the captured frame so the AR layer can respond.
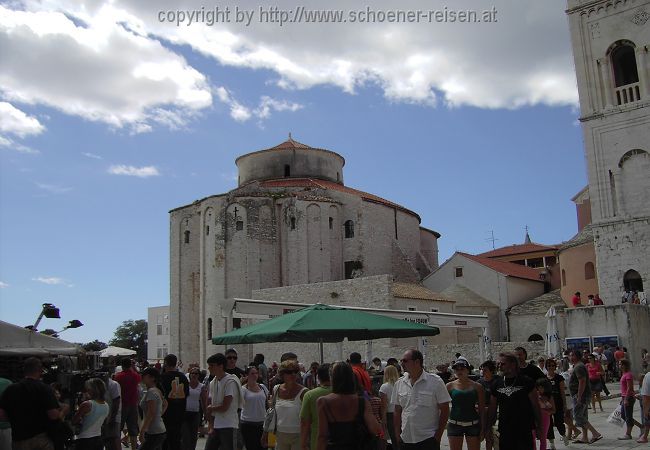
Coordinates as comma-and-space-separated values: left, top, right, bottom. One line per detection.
235, 135, 345, 186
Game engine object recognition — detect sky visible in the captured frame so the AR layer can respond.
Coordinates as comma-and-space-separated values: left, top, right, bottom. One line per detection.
0, 0, 587, 345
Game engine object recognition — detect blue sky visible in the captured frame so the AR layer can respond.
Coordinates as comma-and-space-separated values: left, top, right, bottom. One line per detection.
0, 1, 586, 344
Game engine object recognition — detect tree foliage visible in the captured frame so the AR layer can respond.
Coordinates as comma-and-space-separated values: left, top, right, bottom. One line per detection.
109, 319, 147, 359
82, 340, 108, 352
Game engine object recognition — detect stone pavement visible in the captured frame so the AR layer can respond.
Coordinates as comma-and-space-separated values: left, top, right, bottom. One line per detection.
194, 382, 649, 449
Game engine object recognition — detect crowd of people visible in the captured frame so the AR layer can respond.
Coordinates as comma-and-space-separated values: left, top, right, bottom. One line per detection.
0, 344, 649, 450
570, 289, 649, 307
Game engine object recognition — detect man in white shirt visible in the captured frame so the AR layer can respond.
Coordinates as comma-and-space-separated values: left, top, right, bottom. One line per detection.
391, 349, 451, 450
205, 353, 242, 450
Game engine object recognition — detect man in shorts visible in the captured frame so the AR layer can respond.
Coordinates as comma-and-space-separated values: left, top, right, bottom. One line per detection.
568, 350, 602, 444
114, 358, 141, 449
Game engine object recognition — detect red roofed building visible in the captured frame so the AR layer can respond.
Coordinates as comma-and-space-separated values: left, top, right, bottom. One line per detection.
423, 251, 546, 341
170, 136, 442, 363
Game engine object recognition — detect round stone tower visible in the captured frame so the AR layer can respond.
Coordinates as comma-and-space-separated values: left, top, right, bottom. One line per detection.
235, 134, 345, 186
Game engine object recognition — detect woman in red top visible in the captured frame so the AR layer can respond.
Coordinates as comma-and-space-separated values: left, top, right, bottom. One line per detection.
618, 359, 643, 440
586, 355, 604, 412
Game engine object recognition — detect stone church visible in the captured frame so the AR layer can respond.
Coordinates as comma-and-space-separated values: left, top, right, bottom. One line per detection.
566, 0, 649, 304
169, 137, 442, 364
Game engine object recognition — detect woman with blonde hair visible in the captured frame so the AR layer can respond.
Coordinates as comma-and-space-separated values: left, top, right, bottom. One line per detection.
73, 378, 109, 450
379, 365, 400, 450
263, 360, 307, 450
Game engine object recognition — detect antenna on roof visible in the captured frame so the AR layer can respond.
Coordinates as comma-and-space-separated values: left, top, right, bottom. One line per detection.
486, 230, 499, 250
288, 132, 292, 140
524, 225, 532, 244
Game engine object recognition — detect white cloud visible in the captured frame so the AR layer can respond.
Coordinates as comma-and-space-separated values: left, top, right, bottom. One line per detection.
0, 102, 45, 137
0, 4, 212, 131
82, 152, 103, 160
0, 134, 40, 154
35, 182, 72, 194
32, 276, 73, 287
215, 87, 302, 122
0, 281, 9, 288
108, 164, 160, 178
1, 0, 578, 134
81, 0, 577, 109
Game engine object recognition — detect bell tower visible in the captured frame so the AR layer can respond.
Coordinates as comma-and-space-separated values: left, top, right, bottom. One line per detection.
566, 0, 650, 303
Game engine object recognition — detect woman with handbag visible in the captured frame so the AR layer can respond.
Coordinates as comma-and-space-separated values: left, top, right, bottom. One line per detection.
241, 365, 267, 450
263, 360, 307, 450
316, 362, 382, 450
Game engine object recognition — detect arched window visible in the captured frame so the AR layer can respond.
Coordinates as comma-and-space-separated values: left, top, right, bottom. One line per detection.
344, 220, 354, 238
207, 318, 212, 340
611, 43, 639, 87
290, 217, 296, 230
584, 262, 595, 280
329, 217, 333, 230
528, 334, 544, 342
284, 165, 291, 177
561, 269, 566, 286
184, 230, 190, 244
623, 269, 644, 292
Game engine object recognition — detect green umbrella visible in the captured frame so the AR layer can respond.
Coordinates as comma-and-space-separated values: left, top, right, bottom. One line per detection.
212, 303, 439, 350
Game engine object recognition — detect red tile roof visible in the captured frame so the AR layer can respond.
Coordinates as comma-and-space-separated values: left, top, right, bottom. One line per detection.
270, 136, 312, 150
477, 242, 559, 259
259, 178, 421, 222
458, 252, 544, 282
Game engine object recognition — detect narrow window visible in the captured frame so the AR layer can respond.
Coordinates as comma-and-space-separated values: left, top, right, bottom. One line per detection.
455, 267, 463, 278
157, 325, 162, 335
609, 170, 618, 216
236, 220, 244, 231
585, 262, 595, 280
206, 225, 210, 236
329, 217, 333, 230
207, 318, 212, 340
290, 217, 296, 230
284, 165, 291, 177
184, 230, 190, 244
344, 220, 354, 238
336, 172, 340, 182
232, 318, 242, 329
561, 269, 566, 286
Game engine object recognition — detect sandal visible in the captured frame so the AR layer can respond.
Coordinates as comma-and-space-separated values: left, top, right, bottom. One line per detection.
590, 435, 603, 444
573, 438, 589, 444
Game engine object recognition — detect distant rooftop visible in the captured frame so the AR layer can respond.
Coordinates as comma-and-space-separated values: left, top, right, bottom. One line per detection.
478, 242, 559, 259
458, 252, 545, 283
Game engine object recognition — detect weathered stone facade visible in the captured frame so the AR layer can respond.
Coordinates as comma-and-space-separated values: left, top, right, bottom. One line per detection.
170, 138, 441, 364
566, 0, 650, 304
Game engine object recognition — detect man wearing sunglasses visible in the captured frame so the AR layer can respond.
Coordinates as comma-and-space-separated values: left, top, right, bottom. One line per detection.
391, 349, 451, 450
225, 348, 245, 379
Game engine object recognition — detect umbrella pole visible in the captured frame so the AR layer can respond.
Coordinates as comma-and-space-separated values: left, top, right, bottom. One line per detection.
319, 339, 324, 364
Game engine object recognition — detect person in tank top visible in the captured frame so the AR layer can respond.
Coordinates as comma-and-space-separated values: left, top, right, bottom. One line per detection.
74, 378, 110, 450
316, 362, 381, 450
446, 359, 485, 450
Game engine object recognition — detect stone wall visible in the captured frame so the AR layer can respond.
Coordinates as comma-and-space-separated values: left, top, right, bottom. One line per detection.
566, 304, 650, 373
424, 340, 547, 369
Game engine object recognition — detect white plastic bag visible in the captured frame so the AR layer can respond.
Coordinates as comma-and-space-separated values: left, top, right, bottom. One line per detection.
607, 404, 624, 427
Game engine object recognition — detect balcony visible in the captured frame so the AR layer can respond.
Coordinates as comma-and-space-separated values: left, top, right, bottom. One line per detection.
615, 82, 641, 105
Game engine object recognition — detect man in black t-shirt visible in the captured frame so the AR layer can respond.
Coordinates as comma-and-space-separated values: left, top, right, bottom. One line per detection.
224, 348, 245, 379
160, 354, 190, 450
514, 346, 545, 381
488, 352, 542, 450
0, 357, 61, 449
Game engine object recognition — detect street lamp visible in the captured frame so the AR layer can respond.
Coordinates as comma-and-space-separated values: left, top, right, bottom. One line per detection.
31, 303, 61, 331
56, 320, 84, 334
